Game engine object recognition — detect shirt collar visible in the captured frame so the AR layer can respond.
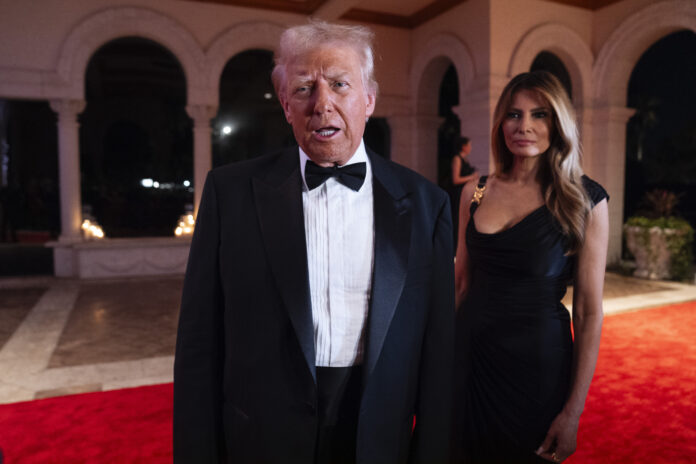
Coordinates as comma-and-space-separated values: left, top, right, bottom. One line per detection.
299, 140, 370, 192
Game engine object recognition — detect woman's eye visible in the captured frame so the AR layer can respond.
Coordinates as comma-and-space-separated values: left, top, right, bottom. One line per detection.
533, 111, 549, 119
506, 112, 520, 119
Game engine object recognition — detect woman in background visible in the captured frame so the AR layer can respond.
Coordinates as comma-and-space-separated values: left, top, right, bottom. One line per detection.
452, 71, 608, 463
450, 137, 478, 247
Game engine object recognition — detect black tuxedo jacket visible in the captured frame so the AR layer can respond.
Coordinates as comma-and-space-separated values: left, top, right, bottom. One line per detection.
173, 147, 454, 464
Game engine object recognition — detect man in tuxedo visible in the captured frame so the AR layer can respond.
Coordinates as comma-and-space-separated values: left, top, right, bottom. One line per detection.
173, 20, 454, 464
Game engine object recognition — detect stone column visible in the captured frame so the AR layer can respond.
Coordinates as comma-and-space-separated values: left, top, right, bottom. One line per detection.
452, 75, 509, 176
586, 104, 635, 265
50, 99, 86, 242
186, 105, 217, 216
453, 97, 494, 175
412, 114, 444, 183
385, 115, 414, 170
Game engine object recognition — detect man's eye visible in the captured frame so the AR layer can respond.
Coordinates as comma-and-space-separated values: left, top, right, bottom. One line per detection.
294, 85, 311, 94
333, 81, 348, 89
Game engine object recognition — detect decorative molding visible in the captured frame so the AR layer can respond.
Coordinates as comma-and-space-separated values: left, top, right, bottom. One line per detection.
51, 238, 192, 278
410, 33, 476, 115
593, 0, 696, 105
189, 0, 619, 29
49, 99, 86, 119
313, 0, 363, 21
585, 105, 635, 125
205, 21, 285, 96
341, 0, 467, 29
186, 104, 219, 126
508, 22, 594, 104
192, 0, 324, 15
55, 7, 208, 103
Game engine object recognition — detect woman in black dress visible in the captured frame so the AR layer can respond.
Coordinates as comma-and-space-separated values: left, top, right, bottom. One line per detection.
450, 137, 479, 247
452, 71, 608, 463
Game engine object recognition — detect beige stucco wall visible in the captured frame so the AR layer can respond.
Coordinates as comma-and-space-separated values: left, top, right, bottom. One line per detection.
412, 0, 491, 78
0, 0, 411, 105
0, 0, 276, 71
489, 0, 593, 76
591, 0, 666, 55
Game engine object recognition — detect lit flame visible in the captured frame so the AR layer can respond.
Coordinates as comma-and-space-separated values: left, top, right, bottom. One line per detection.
175, 214, 195, 237
81, 219, 105, 240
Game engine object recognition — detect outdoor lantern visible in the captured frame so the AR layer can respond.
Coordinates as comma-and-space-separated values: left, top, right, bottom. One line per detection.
81, 219, 105, 240
174, 213, 195, 237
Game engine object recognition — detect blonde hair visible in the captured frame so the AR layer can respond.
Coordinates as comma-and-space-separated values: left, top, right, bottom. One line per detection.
491, 71, 591, 254
272, 20, 378, 99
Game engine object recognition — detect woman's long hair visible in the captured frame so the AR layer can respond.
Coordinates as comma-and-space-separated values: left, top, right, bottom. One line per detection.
491, 71, 591, 254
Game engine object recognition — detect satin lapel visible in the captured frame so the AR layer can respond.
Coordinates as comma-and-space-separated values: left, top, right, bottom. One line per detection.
252, 150, 316, 382
365, 153, 412, 377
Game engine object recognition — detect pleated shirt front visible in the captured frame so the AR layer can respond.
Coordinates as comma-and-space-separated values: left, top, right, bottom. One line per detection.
300, 142, 374, 367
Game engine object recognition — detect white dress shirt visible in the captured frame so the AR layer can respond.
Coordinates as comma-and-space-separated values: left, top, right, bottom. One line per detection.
300, 141, 375, 367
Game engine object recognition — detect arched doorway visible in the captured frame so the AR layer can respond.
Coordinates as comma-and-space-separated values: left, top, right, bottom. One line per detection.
213, 49, 292, 167
624, 30, 696, 228
530, 51, 573, 100
81, 37, 192, 237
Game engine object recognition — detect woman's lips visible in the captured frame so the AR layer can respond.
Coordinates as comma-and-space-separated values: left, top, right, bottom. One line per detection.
512, 139, 535, 146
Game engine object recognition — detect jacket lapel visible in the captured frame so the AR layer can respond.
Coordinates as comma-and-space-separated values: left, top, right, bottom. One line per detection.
364, 152, 412, 377
253, 149, 316, 382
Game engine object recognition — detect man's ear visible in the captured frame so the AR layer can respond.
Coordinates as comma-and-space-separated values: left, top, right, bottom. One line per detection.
365, 91, 376, 119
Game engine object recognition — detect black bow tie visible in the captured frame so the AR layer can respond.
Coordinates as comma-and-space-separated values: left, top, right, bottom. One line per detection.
305, 160, 366, 191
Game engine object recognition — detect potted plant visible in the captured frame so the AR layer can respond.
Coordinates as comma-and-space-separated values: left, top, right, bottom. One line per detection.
624, 189, 694, 281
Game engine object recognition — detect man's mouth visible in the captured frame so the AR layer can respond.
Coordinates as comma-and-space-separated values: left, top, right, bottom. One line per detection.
315, 127, 339, 138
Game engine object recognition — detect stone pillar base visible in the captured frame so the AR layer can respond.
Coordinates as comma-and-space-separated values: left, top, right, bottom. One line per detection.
46, 237, 192, 279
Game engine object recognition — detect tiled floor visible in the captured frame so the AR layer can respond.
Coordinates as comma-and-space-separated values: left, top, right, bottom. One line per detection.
0, 276, 181, 404
0, 272, 695, 405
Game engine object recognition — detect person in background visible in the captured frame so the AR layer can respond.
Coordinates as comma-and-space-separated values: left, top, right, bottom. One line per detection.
452, 71, 608, 464
449, 136, 478, 247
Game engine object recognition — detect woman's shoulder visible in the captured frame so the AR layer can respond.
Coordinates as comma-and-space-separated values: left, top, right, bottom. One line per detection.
581, 175, 609, 207
461, 174, 480, 195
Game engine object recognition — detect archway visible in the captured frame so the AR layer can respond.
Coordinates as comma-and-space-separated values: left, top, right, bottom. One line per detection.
530, 51, 572, 100
591, 0, 696, 263
624, 30, 696, 230
410, 34, 475, 181
213, 49, 292, 168
508, 23, 592, 106
81, 37, 192, 237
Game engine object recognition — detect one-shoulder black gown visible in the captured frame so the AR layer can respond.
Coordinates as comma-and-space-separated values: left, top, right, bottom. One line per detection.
452, 176, 608, 464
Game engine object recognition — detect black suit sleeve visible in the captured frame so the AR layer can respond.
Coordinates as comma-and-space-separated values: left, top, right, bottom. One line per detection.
411, 193, 455, 464
174, 172, 225, 463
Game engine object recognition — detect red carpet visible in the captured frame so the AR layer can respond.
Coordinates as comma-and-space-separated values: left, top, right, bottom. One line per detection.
0, 383, 173, 463
0, 301, 694, 463
568, 301, 696, 464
